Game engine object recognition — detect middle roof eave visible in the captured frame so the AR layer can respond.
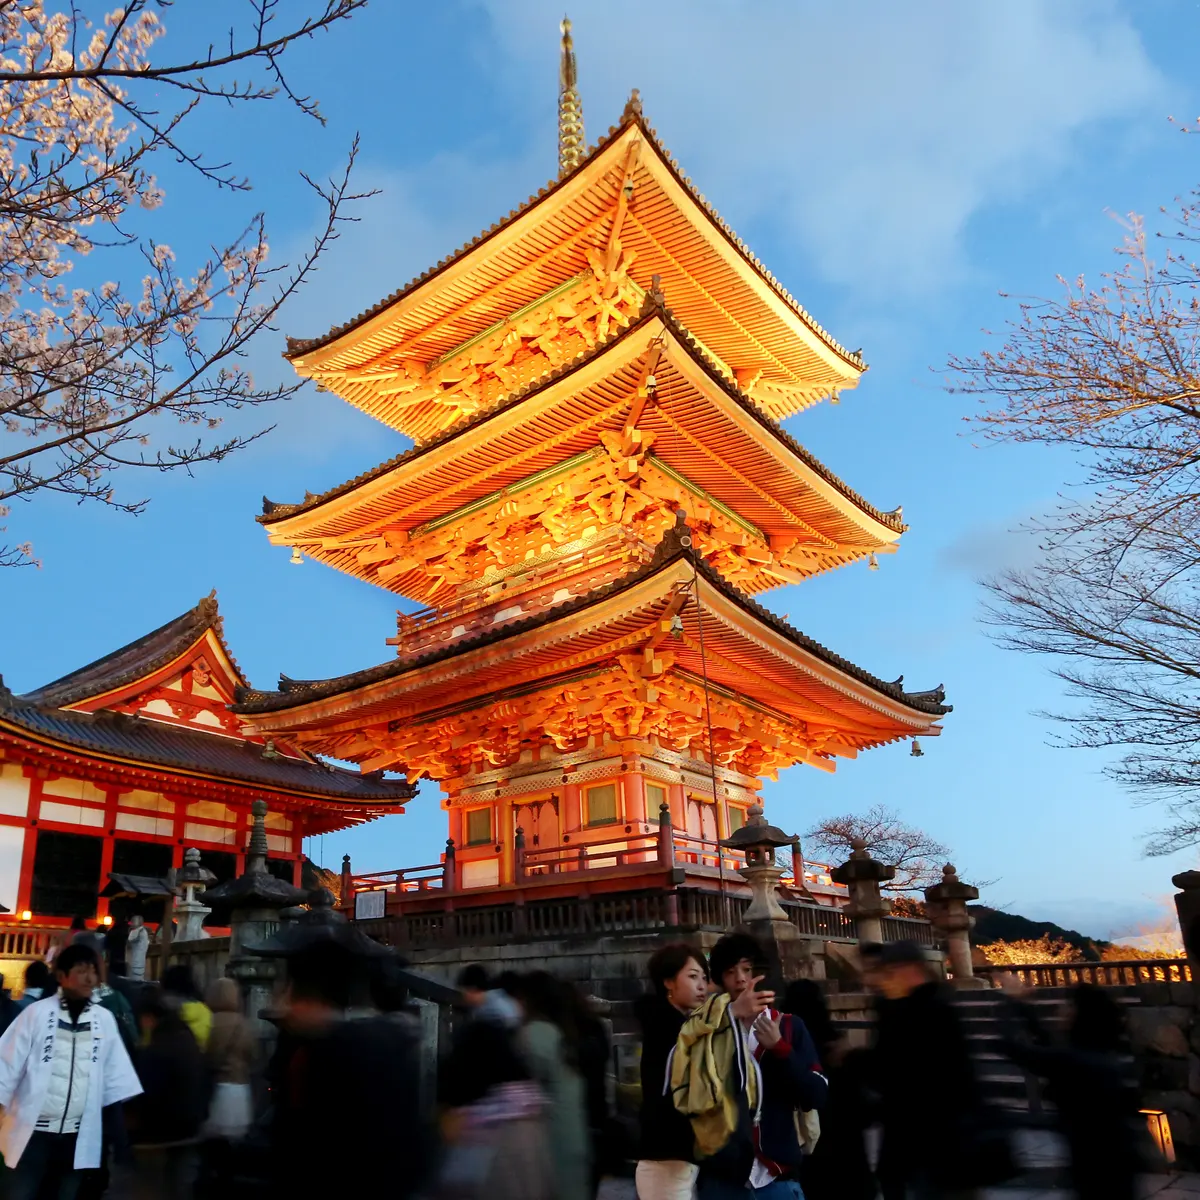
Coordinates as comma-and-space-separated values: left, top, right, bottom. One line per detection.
260, 304, 903, 549
233, 530, 949, 731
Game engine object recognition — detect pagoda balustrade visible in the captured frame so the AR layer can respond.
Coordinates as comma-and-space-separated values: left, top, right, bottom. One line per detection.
387, 527, 655, 656
340, 818, 854, 912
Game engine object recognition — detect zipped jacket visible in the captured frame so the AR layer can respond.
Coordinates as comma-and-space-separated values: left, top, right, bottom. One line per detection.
0, 995, 142, 1168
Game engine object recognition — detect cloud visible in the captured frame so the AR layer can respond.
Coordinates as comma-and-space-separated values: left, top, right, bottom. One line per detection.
938, 518, 1043, 577
471, 0, 1165, 296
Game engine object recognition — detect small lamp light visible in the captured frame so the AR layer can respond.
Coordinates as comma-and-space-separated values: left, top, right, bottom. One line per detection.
868, 553, 879, 571
101, 914, 112, 926
289, 547, 303, 565
1142, 1110, 1175, 1164
910, 739, 924, 758
20, 910, 30, 922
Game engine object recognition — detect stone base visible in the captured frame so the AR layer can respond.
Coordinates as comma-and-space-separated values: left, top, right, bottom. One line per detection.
741, 917, 825, 982
951, 975, 991, 990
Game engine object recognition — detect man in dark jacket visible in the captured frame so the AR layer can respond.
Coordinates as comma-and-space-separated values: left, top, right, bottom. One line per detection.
126, 989, 208, 1199
873, 940, 989, 1200
699, 933, 828, 1200
269, 942, 434, 1200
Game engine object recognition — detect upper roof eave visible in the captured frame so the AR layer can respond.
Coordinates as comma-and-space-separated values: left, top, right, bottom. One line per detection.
260, 301, 904, 538
281, 101, 866, 377
233, 519, 949, 722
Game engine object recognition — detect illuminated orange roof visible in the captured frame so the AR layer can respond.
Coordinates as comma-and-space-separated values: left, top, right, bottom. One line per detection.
284, 97, 865, 439
262, 305, 901, 601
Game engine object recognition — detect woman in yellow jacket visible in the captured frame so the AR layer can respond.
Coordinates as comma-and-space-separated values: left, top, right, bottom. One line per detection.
161, 964, 213, 1049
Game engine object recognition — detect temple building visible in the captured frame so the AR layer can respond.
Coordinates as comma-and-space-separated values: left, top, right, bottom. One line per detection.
0, 594, 412, 924
234, 26, 950, 913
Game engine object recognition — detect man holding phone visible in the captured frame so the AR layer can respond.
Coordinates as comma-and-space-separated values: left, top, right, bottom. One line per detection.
698, 933, 828, 1200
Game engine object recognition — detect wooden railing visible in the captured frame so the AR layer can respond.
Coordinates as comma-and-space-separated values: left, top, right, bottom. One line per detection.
975, 958, 1191, 987
880, 915, 938, 949
0, 925, 58, 961
520, 832, 661, 875
348, 861, 448, 897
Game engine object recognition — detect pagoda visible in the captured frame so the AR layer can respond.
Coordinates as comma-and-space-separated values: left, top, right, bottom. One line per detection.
235, 24, 949, 902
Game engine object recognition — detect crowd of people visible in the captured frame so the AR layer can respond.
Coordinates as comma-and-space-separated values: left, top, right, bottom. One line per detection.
0, 918, 1147, 1200
0, 935, 256, 1200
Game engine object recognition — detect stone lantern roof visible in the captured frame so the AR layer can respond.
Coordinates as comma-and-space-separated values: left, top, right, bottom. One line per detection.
199, 799, 309, 911
719, 803, 796, 851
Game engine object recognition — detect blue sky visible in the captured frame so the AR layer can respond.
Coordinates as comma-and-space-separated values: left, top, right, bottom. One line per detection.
5, 0, 1200, 939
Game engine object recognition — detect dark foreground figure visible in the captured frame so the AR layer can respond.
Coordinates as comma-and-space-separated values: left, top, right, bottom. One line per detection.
268, 943, 433, 1200
873, 941, 1012, 1200
1002, 981, 1142, 1200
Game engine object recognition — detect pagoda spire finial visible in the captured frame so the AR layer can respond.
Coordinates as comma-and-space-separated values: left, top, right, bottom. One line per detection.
558, 15, 585, 177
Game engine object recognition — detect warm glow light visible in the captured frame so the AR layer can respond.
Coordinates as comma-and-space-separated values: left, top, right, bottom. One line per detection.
1142, 1110, 1176, 1164
101, 915, 112, 926
19, 911, 30, 922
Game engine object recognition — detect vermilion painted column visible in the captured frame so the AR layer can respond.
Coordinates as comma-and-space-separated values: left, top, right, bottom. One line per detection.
17, 776, 43, 917
97, 786, 117, 922
623, 772, 646, 825
563, 783, 581, 836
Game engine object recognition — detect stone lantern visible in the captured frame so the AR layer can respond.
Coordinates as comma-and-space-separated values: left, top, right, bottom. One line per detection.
720, 803, 795, 921
923, 863, 986, 988
830, 838, 896, 946
720, 804, 821, 980
173, 847, 216, 943
199, 799, 310, 1033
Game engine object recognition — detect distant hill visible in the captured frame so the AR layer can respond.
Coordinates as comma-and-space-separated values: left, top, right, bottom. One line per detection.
968, 904, 1111, 961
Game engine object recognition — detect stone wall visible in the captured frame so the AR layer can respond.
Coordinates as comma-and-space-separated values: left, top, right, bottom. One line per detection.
1128, 978, 1199, 1165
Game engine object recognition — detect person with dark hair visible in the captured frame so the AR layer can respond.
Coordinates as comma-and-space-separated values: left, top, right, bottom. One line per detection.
162, 965, 212, 1051
437, 994, 555, 1200
511, 971, 591, 1200
635, 943, 709, 1200
16, 961, 51, 1012
0, 943, 142, 1199
269, 942, 433, 1199
125, 986, 208, 1199
456, 963, 520, 1028
872, 940, 1002, 1200
691, 933, 827, 1199
780, 980, 874, 1200
1001, 980, 1139, 1200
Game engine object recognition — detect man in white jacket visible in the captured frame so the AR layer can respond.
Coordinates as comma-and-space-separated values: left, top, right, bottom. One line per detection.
0, 943, 142, 1199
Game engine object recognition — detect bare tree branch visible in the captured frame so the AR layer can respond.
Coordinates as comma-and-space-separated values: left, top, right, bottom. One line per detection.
804, 804, 951, 893
949, 200, 1200, 855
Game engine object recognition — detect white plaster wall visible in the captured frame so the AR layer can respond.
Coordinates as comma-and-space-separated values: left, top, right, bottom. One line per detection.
0, 825, 25, 913
41, 777, 105, 803
0, 766, 29, 818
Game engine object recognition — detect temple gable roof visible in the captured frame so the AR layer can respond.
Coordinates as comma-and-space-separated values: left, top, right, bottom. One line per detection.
0, 686, 415, 807
21, 591, 246, 711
